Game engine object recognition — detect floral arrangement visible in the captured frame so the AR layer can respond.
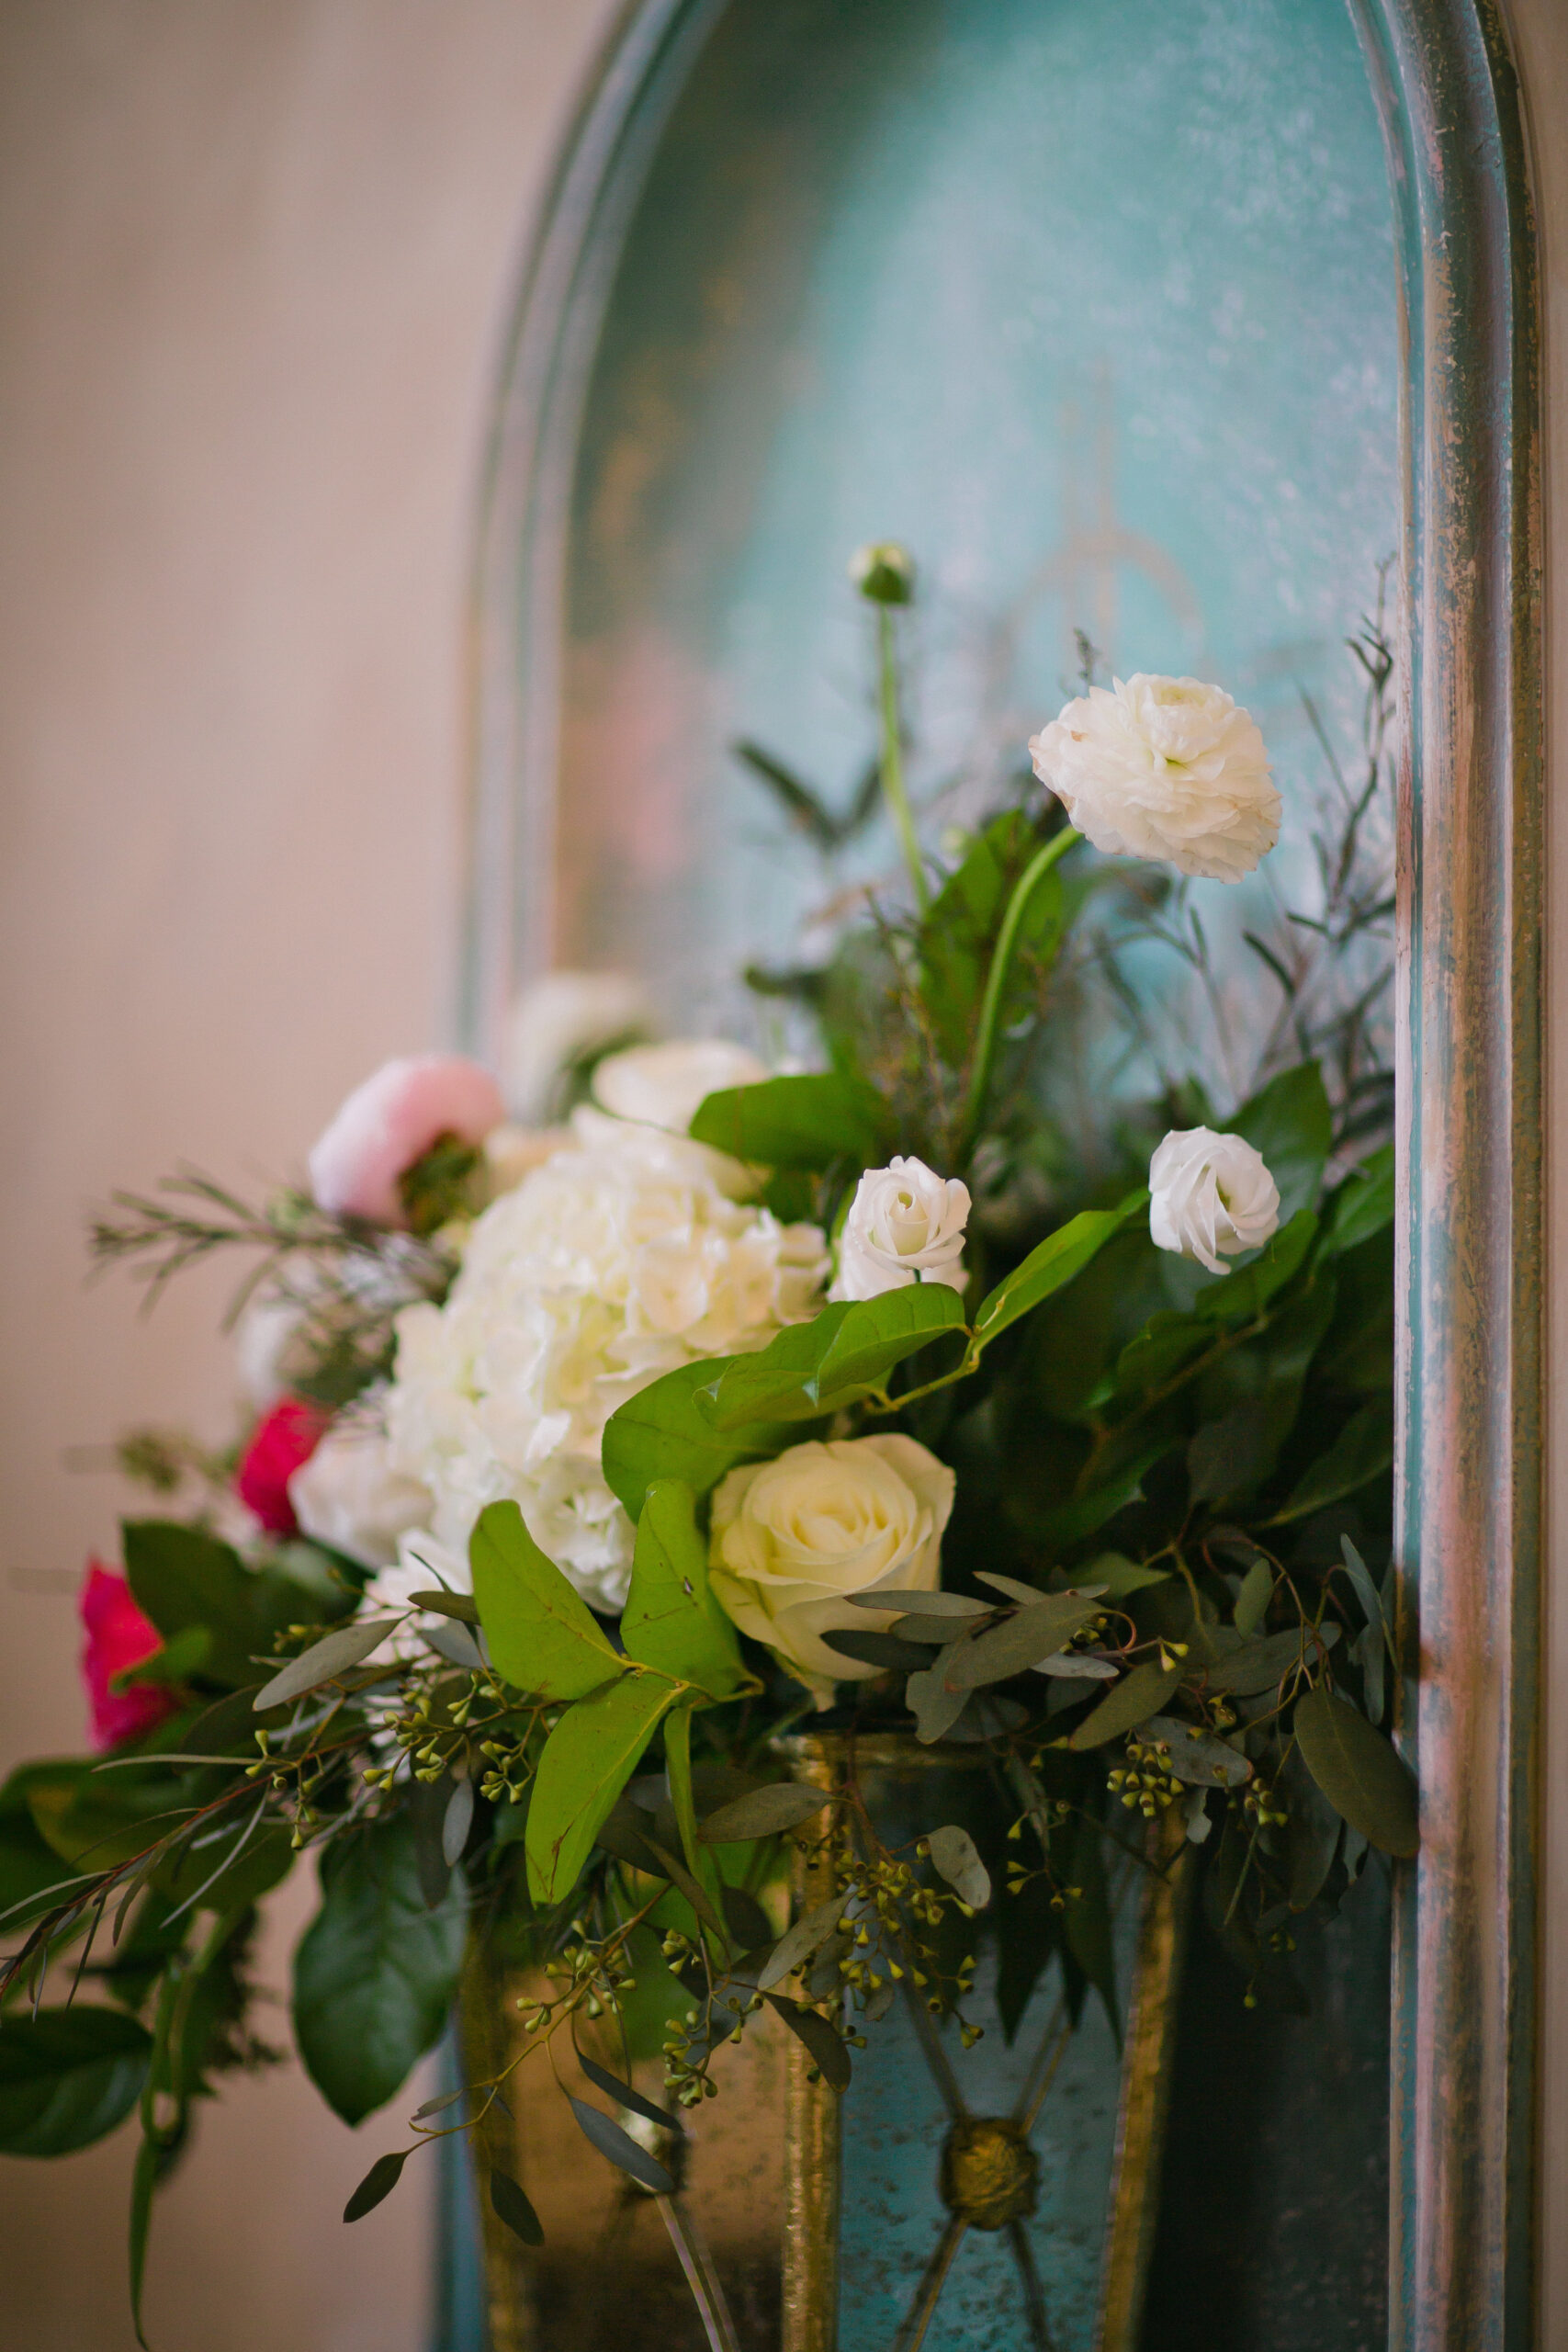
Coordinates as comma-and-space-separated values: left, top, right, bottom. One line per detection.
0, 545, 1409, 2343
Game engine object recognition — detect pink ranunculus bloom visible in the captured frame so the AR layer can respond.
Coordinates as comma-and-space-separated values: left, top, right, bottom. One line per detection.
308, 1054, 506, 1226
235, 1396, 333, 1536
79, 1562, 181, 1753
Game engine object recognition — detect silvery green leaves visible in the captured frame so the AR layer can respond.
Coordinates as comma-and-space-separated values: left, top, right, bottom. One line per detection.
925, 1825, 991, 1908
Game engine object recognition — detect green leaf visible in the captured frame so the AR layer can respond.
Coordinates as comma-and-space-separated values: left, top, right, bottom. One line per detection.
1271, 1400, 1394, 1524
756, 1894, 847, 1993
823, 1627, 934, 1672
1234, 1558, 1273, 1636
701, 1285, 966, 1430
764, 1994, 852, 2089
688, 1071, 887, 1170
1026, 1446, 1168, 1547
697, 1784, 831, 1844
0, 1767, 83, 1918
569, 2094, 675, 2192
1230, 1059, 1333, 1221
973, 1192, 1149, 1347
1066, 1658, 1187, 1748
906, 1661, 972, 1744
469, 1501, 624, 1702
525, 1675, 682, 1905
926, 1824, 991, 1908
152, 1815, 295, 1913
920, 810, 1066, 1066
251, 1619, 393, 1712
1321, 1143, 1395, 1256
1293, 1685, 1418, 1857
1139, 1715, 1251, 1788
1081, 1554, 1173, 1601
1203, 1623, 1339, 1695
28, 1762, 185, 1874
601, 1359, 796, 1519
112, 1624, 212, 1691
621, 1481, 749, 1700
577, 2053, 681, 2134
0, 2008, 152, 2155
942, 1595, 1102, 1690
344, 2149, 407, 2222
293, 1813, 467, 2124
491, 2168, 546, 2245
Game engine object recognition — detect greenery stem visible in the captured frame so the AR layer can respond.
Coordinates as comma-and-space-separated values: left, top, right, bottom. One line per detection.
962, 824, 1081, 1151
876, 605, 929, 912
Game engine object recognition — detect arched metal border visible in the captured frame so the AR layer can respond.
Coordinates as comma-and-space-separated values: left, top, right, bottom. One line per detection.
462, 3, 1545, 2342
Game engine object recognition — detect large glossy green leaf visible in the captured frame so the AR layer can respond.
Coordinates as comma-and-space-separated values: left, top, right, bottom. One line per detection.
700, 1284, 965, 1430
0, 1765, 85, 1919
1321, 1142, 1395, 1256
27, 1762, 185, 1874
621, 1482, 750, 1700
292, 1812, 467, 2124
1271, 1400, 1394, 1524
0, 2007, 152, 2155
469, 1501, 624, 1702
973, 1191, 1149, 1347
602, 1359, 796, 1519
687, 1071, 887, 1170
1230, 1059, 1333, 1221
1293, 1685, 1417, 1857
525, 1675, 682, 1905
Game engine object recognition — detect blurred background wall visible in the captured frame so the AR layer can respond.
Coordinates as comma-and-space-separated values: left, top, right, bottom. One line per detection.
0, 3, 1564, 2349
0, 4, 615, 2346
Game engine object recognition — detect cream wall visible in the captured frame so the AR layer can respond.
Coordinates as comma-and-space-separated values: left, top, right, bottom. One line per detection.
0, 4, 618, 2347
0, 4, 1565, 2350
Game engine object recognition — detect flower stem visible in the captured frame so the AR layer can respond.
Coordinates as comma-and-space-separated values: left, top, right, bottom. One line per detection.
961, 825, 1081, 1154
877, 605, 929, 913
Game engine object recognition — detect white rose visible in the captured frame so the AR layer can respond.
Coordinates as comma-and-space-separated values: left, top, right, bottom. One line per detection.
379, 1108, 829, 1610
830, 1156, 971, 1301
1148, 1127, 1281, 1276
709, 1434, 954, 1705
1029, 673, 1280, 884
592, 1038, 767, 1134
502, 969, 653, 1123
288, 1409, 433, 1570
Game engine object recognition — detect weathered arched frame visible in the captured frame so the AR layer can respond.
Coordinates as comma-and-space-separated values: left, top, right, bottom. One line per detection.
461, 2, 1545, 2342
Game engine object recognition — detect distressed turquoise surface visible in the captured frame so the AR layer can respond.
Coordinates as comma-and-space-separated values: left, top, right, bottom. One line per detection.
558, 0, 1398, 1034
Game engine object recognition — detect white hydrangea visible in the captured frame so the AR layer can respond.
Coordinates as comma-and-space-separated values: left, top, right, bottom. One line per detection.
1029, 673, 1280, 884
371, 1106, 829, 1612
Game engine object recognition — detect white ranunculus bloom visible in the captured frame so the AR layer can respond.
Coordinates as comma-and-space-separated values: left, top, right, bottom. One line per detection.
830, 1156, 971, 1301
709, 1434, 954, 1705
288, 1408, 433, 1570
1148, 1127, 1281, 1277
592, 1038, 767, 1135
1029, 674, 1280, 884
378, 1108, 829, 1611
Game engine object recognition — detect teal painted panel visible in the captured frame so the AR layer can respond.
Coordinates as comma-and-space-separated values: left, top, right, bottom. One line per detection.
557, 0, 1399, 1035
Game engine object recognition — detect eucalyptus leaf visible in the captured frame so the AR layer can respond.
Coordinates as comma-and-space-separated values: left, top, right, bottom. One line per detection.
250, 1620, 395, 1711
822, 1628, 933, 1673
1077, 1554, 1172, 1600
1066, 1657, 1187, 1748
1293, 1685, 1417, 1856
1202, 1623, 1338, 1695
569, 2095, 675, 2193
1234, 1558, 1274, 1636
405, 1589, 480, 1624
851, 1589, 990, 1617
413, 2086, 467, 2120
1338, 1534, 1397, 1664
894, 1611, 996, 1645
1032, 1651, 1117, 1679
469, 1500, 624, 1702
697, 1785, 832, 1844
764, 1995, 852, 2089
344, 2150, 407, 2222
757, 1895, 848, 1992
720, 1883, 773, 1950
975, 1572, 1051, 1606
906, 1661, 973, 1744
491, 2168, 545, 2245
926, 1824, 992, 1908
942, 1595, 1102, 1690
1139, 1714, 1252, 1788
441, 1780, 475, 1870
423, 1620, 488, 1672
577, 2052, 681, 2134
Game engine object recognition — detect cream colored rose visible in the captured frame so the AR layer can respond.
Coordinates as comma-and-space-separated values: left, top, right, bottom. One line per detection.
1149, 1126, 1280, 1276
592, 1038, 767, 1134
1029, 673, 1280, 884
830, 1156, 970, 1301
709, 1434, 954, 1705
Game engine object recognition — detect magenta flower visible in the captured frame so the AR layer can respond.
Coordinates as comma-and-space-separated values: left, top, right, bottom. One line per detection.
308, 1054, 505, 1225
79, 1563, 180, 1753
235, 1396, 333, 1536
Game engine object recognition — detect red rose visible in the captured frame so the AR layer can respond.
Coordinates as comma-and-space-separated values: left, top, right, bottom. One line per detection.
235, 1396, 333, 1536
79, 1562, 181, 1753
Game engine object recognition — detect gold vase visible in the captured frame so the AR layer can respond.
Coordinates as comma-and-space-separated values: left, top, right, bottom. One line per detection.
460, 1732, 1190, 2352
